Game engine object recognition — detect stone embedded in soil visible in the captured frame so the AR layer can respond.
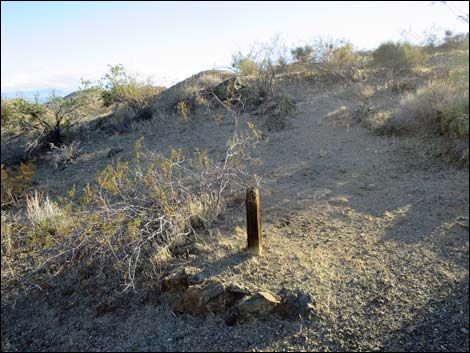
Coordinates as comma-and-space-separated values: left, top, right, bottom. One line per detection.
173, 281, 234, 317
226, 283, 251, 296
162, 266, 204, 293
223, 306, 240, 326
237, 291, 280, 318
276, 289, 316, 320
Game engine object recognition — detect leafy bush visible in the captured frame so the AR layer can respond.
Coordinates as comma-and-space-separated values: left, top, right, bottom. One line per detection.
1, 98, 15, 128
318, 42, 364, 81
99, 64, 164, 117
232, 52, 258, 76
1, 161, 35, 208
291, 45, 313, 63
176, 100, 190, 120
3, 90, 93, 156
373, 42, 426, 74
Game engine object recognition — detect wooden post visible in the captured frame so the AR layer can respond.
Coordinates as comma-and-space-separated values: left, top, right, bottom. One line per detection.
246, 187, 262, 255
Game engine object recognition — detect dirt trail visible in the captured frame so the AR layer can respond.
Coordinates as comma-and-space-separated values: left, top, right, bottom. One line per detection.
189, 84, 469, 351
2, 84, 469, 352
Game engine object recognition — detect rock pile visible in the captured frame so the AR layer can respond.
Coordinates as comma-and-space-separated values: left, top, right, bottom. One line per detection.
161, 267, 316, 325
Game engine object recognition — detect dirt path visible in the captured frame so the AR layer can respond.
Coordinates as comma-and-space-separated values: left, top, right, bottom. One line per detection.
189, 85, 469, 351
2, 85, 469, 352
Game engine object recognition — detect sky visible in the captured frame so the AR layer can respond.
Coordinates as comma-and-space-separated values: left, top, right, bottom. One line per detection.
1, 1, 469, 96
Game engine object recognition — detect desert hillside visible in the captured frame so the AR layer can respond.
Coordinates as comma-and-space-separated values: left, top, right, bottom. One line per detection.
1, 34, 469, 352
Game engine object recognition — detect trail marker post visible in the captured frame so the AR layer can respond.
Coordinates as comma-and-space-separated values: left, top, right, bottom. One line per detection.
246, 187, 262, 255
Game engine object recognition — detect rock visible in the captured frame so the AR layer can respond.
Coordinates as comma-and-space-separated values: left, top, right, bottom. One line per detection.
449, 116, 469, 139
161, 266, 204, 293
276, 289, 316, 320
223, 306, 240, 326
237, 291, 280, 318
107, 147, 123, 158
173, 281, 229, 317
212, 77, 244, 101
226, 283, 251, 296
359, 183, 377, 191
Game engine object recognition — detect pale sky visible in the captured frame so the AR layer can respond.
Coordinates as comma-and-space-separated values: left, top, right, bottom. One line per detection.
1, 1, 469, 94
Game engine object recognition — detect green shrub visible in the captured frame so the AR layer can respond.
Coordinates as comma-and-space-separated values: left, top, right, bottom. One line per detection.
2, 90, 93, 153
231, 52, 258, 76
373, 42, 426, 73
1, 161, 35, 208
99, 64, 163, 116
318, 42, 364, 81
1, 98, 14, 127
291, 45, 313, 63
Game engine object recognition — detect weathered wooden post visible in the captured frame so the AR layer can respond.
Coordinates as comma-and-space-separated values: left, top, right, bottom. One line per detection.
246, 187, 262, 255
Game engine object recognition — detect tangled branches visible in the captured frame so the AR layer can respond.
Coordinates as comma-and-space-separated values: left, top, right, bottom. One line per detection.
8, 116, 261, 293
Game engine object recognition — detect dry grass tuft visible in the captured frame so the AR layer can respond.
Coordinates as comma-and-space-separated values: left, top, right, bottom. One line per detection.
379, 81, 469, 138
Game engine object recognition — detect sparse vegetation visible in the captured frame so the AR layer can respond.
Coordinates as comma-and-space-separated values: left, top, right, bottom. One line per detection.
290, 45, 313, 63
2, 118, 261, 294
1, 19, 469, 352
1, 161, 35, 208
373, 41, 426, 77
98, 64, 164, 119
47, 140, 83, 169
383, 82, 468, 137
317, 42, 365, 82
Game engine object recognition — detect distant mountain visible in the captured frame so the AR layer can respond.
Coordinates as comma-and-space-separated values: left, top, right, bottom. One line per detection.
1, 88, 75, 103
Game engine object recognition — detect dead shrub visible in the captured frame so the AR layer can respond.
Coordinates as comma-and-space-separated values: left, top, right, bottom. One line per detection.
351, 85, 375, 125
47, 140, 83, 169
261, 93, 296, 131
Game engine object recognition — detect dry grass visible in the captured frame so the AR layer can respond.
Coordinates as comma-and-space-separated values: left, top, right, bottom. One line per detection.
379, 81, 469, 138
48, 140, 83, 169
151, 70, 234, 114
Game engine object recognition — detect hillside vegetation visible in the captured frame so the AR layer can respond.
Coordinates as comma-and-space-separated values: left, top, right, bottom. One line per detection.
1, 31, 469, 352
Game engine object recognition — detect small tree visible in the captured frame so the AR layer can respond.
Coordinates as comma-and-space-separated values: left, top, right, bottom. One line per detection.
45, 90, 93, 144
8, 90, 92, 152
291, 45, 313, 63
